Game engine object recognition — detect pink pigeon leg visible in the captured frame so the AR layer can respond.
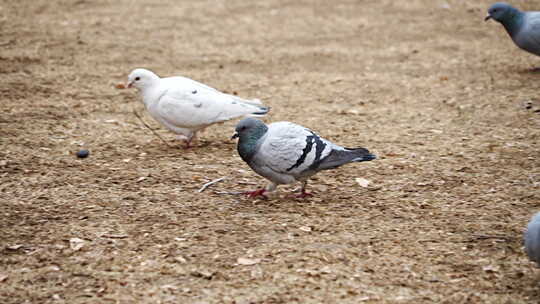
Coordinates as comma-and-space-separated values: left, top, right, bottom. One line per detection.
243, 188, 267, 199
294, 181, 313, 198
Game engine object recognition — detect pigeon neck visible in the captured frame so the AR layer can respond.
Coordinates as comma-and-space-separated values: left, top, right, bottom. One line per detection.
237, 125, 268, 162
141, 81, 162, 107
500, 9, 524, 37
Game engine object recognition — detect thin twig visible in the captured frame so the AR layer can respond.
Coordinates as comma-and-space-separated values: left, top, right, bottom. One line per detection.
101, 234, 128, 239
472, 235, 512, 241
198, 177, 226, 193
214, 191, 244, 195
132, 109, 172, 147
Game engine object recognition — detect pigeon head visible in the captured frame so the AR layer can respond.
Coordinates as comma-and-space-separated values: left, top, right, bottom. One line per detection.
232, 118, 268, 161
126, 68, 160, 90
232, 118, 268, 140
485, 2, 521, 24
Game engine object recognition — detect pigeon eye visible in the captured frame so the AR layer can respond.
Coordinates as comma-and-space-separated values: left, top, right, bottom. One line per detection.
135, 77, 140, 81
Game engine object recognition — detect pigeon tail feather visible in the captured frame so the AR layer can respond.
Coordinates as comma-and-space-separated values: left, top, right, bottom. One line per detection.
243, 98, 263, 106
248, 106, 270, 117
348, 147, 377, 162
317, 147, 375, 170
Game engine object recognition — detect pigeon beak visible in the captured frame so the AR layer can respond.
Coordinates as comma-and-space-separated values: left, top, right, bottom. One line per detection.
484, 14, 492, 22
126, 81, 133, 88
231, 132, 239, 140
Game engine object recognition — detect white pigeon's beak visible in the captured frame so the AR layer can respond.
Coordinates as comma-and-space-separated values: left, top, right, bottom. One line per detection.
126, 81, 133, 88
484, 14, 492, 21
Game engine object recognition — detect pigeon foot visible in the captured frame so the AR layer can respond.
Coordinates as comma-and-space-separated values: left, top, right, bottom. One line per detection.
243, 189, 267, 199
290, 189, 313, 198
293, 190, 313, 199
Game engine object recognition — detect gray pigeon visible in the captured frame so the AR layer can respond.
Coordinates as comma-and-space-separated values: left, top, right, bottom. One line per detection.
525, 212, 540, 266
485, 2, 540, 57
232, 118, 376, 198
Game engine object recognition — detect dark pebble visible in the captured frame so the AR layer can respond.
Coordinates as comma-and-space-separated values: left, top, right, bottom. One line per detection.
76, 149, 90, 158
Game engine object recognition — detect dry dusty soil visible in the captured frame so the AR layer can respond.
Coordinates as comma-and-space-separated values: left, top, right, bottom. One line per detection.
1, 0, 540, 303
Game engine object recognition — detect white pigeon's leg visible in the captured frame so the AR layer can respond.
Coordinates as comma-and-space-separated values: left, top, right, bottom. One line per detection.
175, 131, 197, 149
184, 132, 198, 149
175, 134, 189, 142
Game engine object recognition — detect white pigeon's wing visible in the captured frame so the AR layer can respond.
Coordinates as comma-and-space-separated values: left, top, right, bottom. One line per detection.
256, 122, 333, 177
167, 76, 264, 106
156, 79, 268, 129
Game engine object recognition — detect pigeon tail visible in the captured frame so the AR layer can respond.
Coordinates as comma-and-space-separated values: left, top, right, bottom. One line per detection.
348, 147, 376, 162
317, 147, 375, 170
244, 98, 263, 106
248, 106, 270, 117
231, 96, 264, 106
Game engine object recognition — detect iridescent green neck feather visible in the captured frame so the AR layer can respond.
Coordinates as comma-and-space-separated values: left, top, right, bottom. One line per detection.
499, 7, 524, 37
237, 124, 268, 162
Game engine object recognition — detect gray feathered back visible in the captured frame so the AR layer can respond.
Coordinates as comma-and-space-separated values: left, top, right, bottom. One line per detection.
525, 212, 540, 265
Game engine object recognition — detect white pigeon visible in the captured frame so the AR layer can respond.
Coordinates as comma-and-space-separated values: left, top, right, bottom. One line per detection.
525, 212, 540, 267
232, 118, 376, 198
126, 68, 269, 148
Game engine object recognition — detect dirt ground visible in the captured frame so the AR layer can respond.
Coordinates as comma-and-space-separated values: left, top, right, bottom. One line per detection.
1, 0, 539, 303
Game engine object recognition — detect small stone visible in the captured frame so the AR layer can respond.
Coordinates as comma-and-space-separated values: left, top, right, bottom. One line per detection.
76, 149, 89, 158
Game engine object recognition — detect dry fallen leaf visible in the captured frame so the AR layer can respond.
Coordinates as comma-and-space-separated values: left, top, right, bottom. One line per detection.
299, 226, 312, 232
7, 245, 22, 250
48, 265, 60, 272
161, 284, 178, 290
355, 178, 371, 188
175, 256, 187, 263
115, 83, 126, 89
482, 265, 499, 273
237, 257, 261, 265
69, 238, 85, 251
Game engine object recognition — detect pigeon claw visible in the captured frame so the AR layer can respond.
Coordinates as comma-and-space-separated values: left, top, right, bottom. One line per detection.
243, 189, 267, 199
182, 137, 196, 149
294, 190, 313, 199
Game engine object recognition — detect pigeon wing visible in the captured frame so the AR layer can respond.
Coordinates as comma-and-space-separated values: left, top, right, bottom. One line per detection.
156, 80, 268, 129
517, 12, 540, 54
255, 122, 333, 177
171, 76, 264, 106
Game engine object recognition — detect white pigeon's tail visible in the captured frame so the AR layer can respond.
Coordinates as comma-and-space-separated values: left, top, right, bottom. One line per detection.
247, 106, 270, 117
228, 95, 269, 117
231, 96, 263, 106
246, 98, 263, 105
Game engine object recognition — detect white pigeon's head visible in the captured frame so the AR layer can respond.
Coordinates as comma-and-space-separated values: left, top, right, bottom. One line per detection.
126, 68, 160, 90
